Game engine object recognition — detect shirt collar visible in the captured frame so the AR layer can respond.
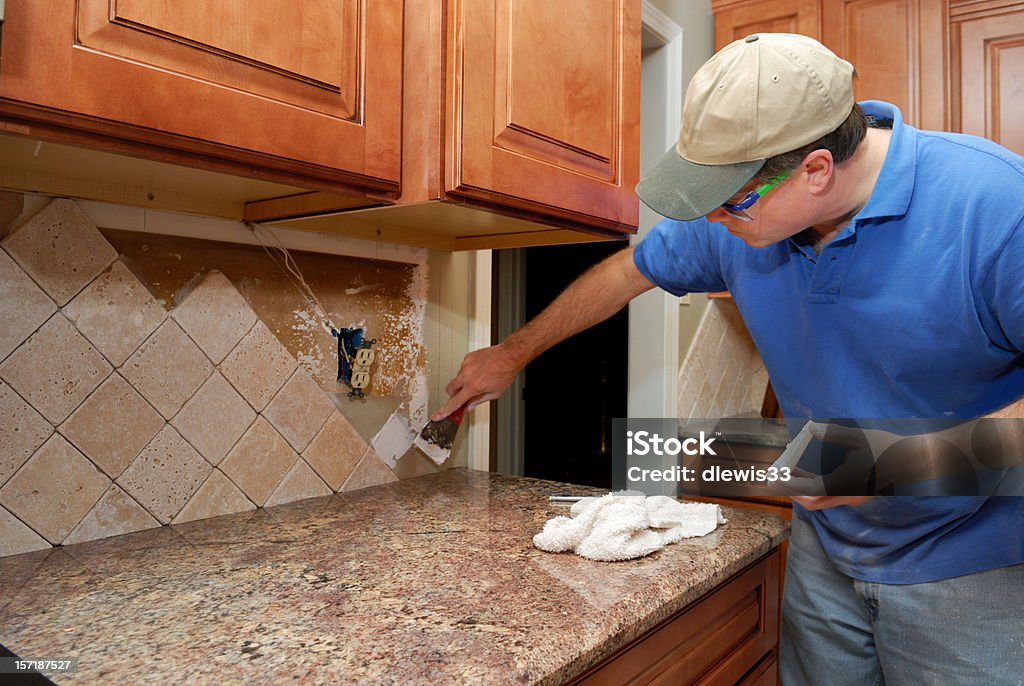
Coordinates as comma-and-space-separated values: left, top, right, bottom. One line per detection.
852, 100, 917, 222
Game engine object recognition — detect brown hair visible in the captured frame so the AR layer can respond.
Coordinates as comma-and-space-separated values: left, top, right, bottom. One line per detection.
755, 103, 869, 183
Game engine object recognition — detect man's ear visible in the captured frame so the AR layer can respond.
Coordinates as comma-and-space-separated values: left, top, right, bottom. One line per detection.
801, 149, 834, 194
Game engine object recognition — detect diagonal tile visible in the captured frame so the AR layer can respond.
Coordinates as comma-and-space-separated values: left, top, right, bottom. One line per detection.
0, 380, 53, 487
171, 372, 255, 466
171, 469, 255, 524
0, 505, 51, 557
265, 459, 332, 507
116, 425, 211, 525
120, 319, 212, 420
302, 411, 367, 491
1, 199, 117, 306
63, 484, 161, 545
59, 373, 164, 479
341, 449, 398, 493
0, 434, 110, 544
0, 313, 112, 424
171, 271, 258, 364
262, 368, 335, 453
0, 248, 56, 363
220, 417, 298, 507
219, 320, 297, 411
63, 261, 167, 367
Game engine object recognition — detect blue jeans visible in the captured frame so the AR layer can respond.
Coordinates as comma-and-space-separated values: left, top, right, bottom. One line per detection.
780, 514, 1024, 685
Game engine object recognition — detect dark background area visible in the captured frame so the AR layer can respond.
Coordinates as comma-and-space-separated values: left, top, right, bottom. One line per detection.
521, 240, 629, 488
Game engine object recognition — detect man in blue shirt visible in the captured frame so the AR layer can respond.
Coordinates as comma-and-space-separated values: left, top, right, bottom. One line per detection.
434, 33, 1024, 684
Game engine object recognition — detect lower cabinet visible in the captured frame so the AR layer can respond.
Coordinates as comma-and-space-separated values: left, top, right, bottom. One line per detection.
569, 550, 781, 686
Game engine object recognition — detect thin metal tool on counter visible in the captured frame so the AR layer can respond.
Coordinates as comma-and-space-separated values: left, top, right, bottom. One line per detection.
548, 490, 646, 503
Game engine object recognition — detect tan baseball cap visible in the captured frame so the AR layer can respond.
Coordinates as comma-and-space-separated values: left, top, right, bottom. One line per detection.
636, 33, 855, 221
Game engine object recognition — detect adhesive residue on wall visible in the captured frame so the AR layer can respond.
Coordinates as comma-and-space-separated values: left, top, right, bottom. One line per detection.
104, 229, 428, 424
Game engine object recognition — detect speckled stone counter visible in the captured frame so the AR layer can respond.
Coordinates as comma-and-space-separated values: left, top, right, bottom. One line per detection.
0, 469, 788, 685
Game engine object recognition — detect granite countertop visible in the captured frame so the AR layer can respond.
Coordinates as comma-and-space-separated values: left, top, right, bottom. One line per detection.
0, 469, 788, 685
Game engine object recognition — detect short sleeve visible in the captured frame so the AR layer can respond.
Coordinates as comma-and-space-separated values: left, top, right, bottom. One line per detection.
981, 217, 1024, 353
633, 217, 729, 296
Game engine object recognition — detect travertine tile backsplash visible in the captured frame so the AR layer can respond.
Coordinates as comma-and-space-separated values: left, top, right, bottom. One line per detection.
677, 297, 769, 419
0, 199, 411, 558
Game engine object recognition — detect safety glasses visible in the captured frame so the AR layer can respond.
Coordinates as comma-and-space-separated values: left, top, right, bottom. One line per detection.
720, 170, 791, 221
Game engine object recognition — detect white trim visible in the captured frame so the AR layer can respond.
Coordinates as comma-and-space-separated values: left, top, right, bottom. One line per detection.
54, 196, 428, 265
629, 4, 684, 420
642, 0, 682, 45
467, 250, 493, 471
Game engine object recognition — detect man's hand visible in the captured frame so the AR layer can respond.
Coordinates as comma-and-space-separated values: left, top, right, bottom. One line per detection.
430, 247, 654, 422
430, 344, 522, 421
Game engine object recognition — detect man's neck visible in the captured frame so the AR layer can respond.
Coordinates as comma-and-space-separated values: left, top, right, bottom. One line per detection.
805, 127, 892, 251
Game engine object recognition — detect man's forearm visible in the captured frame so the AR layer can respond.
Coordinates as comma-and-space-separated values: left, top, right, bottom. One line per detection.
499, 246, 655, 367
986, 395, 1024, 419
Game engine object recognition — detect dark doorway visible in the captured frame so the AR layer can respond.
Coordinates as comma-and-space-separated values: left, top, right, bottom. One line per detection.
521, 240, 629, 488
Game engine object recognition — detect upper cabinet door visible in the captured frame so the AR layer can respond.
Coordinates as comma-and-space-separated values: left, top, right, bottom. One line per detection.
0, 0, 402, 190
951, 3, 1024, 154
449, 0, 641, 233
821, 0, 948, 131
714, 0, 821, 50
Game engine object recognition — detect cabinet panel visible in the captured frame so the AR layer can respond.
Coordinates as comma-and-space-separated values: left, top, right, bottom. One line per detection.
451, 0, 640, 231
953, 6, 1024, 153
713, 0, 821, 50
821, 0, 948, 129
0, 0, 402, 189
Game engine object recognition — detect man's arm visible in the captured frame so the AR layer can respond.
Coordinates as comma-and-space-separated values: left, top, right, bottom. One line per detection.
431, 246, 656, 420
796, 394, 1024, 510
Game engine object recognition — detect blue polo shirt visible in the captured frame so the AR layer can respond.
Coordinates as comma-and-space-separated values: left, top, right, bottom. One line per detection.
634, 101, 1024, 583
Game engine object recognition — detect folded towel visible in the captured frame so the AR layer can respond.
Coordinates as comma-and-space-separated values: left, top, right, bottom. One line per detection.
533, 495, 726, 562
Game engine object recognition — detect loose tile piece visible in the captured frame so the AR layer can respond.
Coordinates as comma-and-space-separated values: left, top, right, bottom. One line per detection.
371, 411, 416, 469
0, 199, 117, 306
265, 459, 332, 507
120, 320, 212, 420
0, 505, 51, 557
341, 449, 398, 493
0, 314, 111, 424
171, 271, 258, 364
172, 372, 255, 466
63, 485, 160, 545
0, 380, 53, 487
302, 411, 367, 491
219, 320, 297, 411
117, 425, 211, 524
220, 417, 298, 506
0, 434, 110, 544
0, 248, 56, 363
63, 261, 167, 367
171, 469, 255, 524
263, 369, 335, 453
59, 373, 164, 479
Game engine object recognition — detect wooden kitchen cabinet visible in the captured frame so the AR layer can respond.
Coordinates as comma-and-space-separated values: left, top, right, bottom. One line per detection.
569, 551, 781, 686
0, 0, 641, 251
950, 1, 1024, 154
713, 0, 1024, 150
0, 0, 403, 198
253, 0, 642, 250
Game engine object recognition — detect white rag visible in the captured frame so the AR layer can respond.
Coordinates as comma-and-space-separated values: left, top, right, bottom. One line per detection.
533, 495, 727, 562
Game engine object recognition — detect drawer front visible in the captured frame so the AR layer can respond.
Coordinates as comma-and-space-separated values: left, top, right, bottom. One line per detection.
573, 550, 781, 686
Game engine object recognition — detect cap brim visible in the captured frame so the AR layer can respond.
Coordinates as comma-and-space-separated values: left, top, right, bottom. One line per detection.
636, 146, 765, 221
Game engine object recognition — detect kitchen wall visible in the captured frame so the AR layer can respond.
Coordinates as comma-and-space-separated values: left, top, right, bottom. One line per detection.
677, 297, 768, 419
0, 194, 466, 558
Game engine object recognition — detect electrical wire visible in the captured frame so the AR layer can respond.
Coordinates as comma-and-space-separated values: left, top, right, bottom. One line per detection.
244, 221, 336, 334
